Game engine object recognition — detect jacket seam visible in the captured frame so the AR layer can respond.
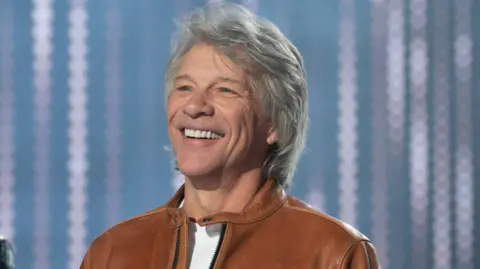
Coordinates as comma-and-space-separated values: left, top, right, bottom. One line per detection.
104, 231, 114, 265
363, 241, 372, 268
108, 207, 168, 229
284, 206, 365, 240
230, 195, 288, 224
338, 239, 370, 268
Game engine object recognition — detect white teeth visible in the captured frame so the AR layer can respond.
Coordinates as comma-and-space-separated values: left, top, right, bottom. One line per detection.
184, 128, 223, 139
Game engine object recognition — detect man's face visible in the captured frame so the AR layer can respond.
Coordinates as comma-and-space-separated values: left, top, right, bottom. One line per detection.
167, 43, 276, 179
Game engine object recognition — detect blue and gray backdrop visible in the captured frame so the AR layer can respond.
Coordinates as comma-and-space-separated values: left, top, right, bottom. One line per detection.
0, 0, 479, 268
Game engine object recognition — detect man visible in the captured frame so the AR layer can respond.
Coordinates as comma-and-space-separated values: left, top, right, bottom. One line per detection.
0, 236, 14, 269
81, 3, 379, 268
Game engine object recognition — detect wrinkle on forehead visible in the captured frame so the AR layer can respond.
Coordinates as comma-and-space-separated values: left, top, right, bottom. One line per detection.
176, 43, 264, 112
180, 43, 243, 78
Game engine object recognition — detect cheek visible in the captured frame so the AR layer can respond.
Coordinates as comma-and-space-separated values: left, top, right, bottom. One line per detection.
227, 107, 257, 139
236, 109, 269, 146
166, 97, 182, 123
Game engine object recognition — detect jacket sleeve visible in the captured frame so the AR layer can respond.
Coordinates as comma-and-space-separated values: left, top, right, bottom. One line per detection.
338, 240, 379, 269
80, 233, 113, 269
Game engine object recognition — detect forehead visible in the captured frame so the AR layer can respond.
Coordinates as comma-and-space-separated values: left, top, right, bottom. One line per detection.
177, 43, 246, 82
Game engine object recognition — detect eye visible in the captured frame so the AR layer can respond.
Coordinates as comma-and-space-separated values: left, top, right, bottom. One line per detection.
217, 87, 236, 94
176, 85, 192, 92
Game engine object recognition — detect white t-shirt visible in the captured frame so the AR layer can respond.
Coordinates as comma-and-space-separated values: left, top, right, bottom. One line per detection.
180, 201, 223, 269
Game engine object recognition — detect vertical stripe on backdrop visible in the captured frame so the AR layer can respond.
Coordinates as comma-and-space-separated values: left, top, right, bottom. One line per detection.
139, 0, 160, 209
370, 0, 389, 267
337, 0, 358, 228
473, 1, 480, 266
409, 0, 430, 268
50, 0, 70, 266
432, 1, 453, 269
387, 0, 407, 267
453, 0, 474, 268
67, 0, 89, 268
105, 0, 122, 228
32, 0, 54, 268
0, 0, 15, 244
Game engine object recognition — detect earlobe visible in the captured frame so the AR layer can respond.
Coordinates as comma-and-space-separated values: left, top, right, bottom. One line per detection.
266, 128, 278, 145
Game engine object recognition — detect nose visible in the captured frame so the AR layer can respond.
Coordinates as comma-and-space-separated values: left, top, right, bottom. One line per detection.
183, 91, 214, 118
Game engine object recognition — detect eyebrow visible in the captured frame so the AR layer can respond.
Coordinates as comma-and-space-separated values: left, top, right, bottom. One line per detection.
174, 74, 243, 85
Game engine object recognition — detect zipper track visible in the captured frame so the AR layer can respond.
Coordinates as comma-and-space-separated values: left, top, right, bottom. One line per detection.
171, 228, 181, 269
209, 224, 227, 269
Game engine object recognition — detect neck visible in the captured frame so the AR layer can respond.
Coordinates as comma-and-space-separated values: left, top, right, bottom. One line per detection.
182, 168, 264, 220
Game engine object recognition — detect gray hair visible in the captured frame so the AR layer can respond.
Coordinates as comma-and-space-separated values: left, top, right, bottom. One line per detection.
164, 2, 308, 188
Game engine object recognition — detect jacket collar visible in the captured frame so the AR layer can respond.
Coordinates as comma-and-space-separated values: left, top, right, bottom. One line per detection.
164, 177, 287, 227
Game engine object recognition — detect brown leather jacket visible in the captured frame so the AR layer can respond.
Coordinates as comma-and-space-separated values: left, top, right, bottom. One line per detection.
80, 178, 379, 268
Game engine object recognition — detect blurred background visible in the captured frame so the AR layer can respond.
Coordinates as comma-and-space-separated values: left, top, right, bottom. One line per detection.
0, 0, 479, 268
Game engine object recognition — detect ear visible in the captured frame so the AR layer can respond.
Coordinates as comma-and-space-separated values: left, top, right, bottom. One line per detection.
266, 127, 278, 145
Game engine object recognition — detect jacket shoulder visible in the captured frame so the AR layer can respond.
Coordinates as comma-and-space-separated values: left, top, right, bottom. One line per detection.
282, 196, 369, 243
80, 205, 170, 268
279, 196, 379, 268
84, 205, 167, 257
97, 205, 167, 243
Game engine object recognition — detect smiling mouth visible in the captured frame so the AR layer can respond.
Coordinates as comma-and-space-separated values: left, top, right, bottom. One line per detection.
182, 128, 225, 139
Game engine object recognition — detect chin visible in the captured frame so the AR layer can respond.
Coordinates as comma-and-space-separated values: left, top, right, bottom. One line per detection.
176, 152, 223, 176
177, 162, 220, 179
